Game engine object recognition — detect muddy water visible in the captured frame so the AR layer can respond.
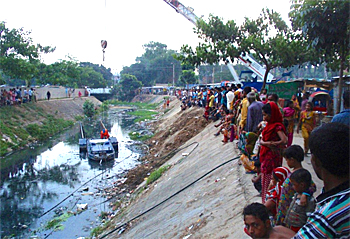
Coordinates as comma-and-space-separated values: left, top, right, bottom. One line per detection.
0, 108, 148, 238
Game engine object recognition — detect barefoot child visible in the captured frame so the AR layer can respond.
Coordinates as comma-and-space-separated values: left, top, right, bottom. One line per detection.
285, 168, 316, 233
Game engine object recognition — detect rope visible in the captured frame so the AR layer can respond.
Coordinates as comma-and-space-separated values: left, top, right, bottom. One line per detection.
39, 150, 135, 218
89, 142, 199, 209
100, 155, 241, 238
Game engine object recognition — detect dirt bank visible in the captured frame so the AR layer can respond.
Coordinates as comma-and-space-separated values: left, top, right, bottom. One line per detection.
35, 96, 102, 121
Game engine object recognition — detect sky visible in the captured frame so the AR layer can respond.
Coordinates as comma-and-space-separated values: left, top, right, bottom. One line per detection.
2, 0, 292, 75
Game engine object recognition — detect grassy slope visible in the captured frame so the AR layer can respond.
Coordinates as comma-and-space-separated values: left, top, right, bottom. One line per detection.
0, 103, 74, 156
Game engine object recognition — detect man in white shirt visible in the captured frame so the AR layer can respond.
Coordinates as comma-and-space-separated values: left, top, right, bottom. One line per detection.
226, 86, 235, 110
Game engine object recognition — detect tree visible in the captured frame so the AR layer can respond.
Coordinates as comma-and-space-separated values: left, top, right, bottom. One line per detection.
179, 63, 198, 86
0, 22, 55, 85
83, 100, 96, 118
80, 62, 113, 86
178, 11, 310, 89
115, 74, 142, 101
79, 66, 106, 88
121, 41, 181, 86
122, 63, 154, 86
290, 0, 350, 112
177, 15, 241, 67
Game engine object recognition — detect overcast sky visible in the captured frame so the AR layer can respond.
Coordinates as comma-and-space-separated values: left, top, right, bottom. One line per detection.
2, 0, 292, 75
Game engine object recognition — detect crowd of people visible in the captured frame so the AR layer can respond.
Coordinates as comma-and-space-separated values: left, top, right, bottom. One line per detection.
175, 85, 349, 238
0, 87, 38, 106
0, 87, 57, 106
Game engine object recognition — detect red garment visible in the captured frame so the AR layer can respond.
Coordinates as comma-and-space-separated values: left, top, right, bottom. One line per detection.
100, 129, 110, 139
260, 102, 286, 174
265, 167, 291, 211
262, 173, 272, 204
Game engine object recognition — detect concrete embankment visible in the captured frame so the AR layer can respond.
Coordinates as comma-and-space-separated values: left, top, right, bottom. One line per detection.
103, 99, 323, 239
105, 102, 254, 238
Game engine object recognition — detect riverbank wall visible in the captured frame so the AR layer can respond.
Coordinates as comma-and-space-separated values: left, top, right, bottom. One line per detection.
102, 98, 323, 239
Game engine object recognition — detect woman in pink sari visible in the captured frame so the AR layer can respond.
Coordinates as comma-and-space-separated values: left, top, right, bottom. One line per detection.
283, 100, 296, 147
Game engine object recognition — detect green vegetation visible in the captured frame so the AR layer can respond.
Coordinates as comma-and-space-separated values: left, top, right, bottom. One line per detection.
114, 74, 143, 102
146, 165, 171, 186
26, 117, 73, 141
90, 220, 113, 237
107, 99, 159, 122
83, 100, 96, 118
128, 132, 153, 141
107, 99, 158, 110
0, 104, 74, 156
128, 110, 158, 123
0, 22, 113, 88
91, 226, 104, 237
45, 212, 72, 230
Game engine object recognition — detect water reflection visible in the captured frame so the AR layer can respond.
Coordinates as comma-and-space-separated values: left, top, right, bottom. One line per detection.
0, 108, 144, 238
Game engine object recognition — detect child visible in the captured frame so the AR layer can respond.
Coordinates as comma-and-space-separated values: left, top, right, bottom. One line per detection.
264, 167, 290, 217
285, 168, 316, 233
297, 102, 316, 156
251, 160, 262, 194
240, 132, 258, 172
275, 145, 316, 226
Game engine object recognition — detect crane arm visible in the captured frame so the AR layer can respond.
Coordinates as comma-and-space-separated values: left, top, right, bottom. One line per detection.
238, 54, 274, 82
163, 0, 241, 84
163, 0, 198, 25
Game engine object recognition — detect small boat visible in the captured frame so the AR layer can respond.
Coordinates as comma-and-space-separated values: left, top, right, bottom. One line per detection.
79, 123, 118, 162
86, 138, 117, 162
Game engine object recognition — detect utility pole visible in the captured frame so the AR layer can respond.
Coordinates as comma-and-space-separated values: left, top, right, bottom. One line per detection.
172, 63, 175, 88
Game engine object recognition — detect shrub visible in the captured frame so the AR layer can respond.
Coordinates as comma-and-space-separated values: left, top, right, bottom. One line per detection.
146, 165, 170, 186
83, 100, 95, 118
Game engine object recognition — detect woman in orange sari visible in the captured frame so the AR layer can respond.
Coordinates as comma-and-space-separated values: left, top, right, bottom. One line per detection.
297, 102, 316, 156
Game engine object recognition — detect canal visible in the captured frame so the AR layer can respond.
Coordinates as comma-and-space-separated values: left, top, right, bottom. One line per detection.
0, 108, 147, 238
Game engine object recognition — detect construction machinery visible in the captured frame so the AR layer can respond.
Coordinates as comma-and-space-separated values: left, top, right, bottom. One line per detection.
163, 0, 274, 85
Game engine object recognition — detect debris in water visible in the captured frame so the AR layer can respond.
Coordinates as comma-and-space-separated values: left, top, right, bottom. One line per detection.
81, 192, 93, 196
77, 204, 88, 211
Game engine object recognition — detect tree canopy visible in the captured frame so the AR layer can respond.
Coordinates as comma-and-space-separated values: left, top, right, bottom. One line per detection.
115, 74, 142, 101
178, 10, 311, 89
121, 41, 181, 86
0, 22, 113, 88
0, 21, 55, 85
290, 0, 350, 112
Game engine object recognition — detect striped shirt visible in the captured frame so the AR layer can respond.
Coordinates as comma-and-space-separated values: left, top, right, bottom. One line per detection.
294, 181, 350, 238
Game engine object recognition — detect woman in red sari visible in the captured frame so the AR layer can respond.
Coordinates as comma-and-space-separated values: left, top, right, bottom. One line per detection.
260, 102, 288, 203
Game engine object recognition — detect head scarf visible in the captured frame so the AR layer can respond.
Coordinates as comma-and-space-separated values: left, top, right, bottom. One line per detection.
273, 166, 290, 197
260, 102, 285, 158
283, 106, 295, 118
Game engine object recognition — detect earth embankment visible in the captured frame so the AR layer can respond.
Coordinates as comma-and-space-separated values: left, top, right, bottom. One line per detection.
35, 96, 102, 121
